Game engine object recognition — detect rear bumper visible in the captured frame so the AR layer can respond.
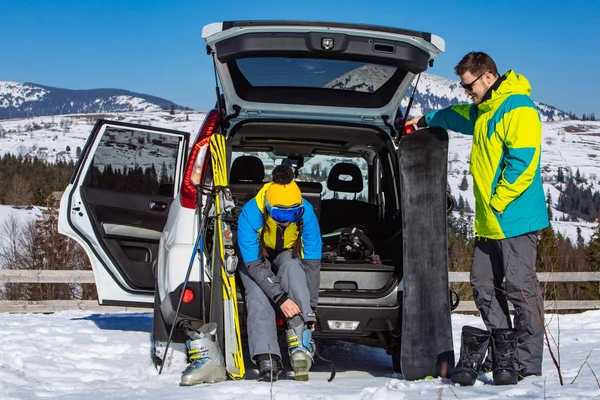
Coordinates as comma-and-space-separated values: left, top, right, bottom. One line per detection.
160, 282, 400, 338
312, 303, 400, 338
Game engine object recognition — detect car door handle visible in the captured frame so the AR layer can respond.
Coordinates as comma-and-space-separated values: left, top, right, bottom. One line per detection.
149, 201, 168, 211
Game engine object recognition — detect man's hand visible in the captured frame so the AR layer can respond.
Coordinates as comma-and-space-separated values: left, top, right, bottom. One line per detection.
405, 116, 423, 126
280, 298, 301, 318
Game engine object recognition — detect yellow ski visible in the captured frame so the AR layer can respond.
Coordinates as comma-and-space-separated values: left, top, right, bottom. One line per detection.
210, 132, 245, 380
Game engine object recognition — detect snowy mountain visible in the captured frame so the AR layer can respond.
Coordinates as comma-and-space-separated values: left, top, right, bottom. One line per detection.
0, 81, 187, 120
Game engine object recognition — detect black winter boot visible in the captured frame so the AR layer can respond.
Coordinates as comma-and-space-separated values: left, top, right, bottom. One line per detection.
491, 328, 518, 385
255, 354, 287, 382
481, 347, 493, 373
451, 326, 491, 386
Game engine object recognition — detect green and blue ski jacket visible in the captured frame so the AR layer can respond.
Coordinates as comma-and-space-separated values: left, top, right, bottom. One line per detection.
424, 70, 549, 239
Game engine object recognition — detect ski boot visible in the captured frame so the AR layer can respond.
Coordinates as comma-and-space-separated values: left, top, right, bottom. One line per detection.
255, 353, 287, 382
286, 316, 315, 382
491, 328, 518, 385
180, 322, 227, 386
451, 326, 490, 386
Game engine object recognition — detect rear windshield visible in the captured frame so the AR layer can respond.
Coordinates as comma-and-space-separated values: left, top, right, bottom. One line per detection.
237, 58, 396, 93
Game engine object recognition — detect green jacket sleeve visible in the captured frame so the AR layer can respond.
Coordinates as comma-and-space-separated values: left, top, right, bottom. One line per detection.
425, 104, 477, 136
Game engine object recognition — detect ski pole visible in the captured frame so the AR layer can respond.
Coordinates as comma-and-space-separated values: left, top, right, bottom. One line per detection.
158, 225, 203, 374
158, 184, 212, 375
196, 184, 213, 324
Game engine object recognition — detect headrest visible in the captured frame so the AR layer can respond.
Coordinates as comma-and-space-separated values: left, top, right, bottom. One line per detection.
230, 156, 265, 183
296, 181, 323, 194
327, 163, 363, 193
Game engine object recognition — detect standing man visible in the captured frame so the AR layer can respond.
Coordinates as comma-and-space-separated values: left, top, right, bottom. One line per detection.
236, 164, 321, 382
407, 52, 548, 385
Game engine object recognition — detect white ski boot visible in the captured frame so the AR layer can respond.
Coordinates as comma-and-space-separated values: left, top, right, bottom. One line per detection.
180, 322, 227, 386
286, 316, 315, 381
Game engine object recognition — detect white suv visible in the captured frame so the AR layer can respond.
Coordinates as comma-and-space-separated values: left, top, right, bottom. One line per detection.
58, 20, 448, 373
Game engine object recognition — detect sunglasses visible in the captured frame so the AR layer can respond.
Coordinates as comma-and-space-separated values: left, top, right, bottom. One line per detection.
459, 72, 486, 92
266, 202, 305, 224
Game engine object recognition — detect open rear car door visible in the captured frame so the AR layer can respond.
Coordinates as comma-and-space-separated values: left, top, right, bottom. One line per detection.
58, 120, 189, 307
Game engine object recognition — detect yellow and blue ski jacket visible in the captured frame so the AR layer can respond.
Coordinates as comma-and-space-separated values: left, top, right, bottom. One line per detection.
237, 182, 321, 304
424, 70, 549, 239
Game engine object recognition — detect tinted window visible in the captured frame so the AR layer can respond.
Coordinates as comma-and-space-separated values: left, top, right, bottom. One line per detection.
236, 58, 396, 93
91, 126, 182, 196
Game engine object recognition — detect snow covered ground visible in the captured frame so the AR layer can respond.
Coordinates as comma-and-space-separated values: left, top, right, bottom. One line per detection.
1, 310, 600, 399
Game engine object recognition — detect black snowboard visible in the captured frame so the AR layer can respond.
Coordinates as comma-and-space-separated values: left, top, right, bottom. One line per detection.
398, 127, 454, 381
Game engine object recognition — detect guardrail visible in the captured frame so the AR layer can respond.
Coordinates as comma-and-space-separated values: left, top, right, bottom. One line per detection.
1, 270, 599, 313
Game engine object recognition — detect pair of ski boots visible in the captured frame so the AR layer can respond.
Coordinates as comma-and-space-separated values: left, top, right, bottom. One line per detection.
286, 315, 315, 382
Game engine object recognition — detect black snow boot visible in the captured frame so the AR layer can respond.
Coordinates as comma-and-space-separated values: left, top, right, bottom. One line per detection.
255, 354, 287, 382
451, 326, 491, 386
491, 328, 518, 385
481, 346, 493, 373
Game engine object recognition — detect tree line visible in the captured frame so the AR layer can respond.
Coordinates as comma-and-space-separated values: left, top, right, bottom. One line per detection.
566, 112, 597, 121
0, 153, 75, 206
0, 154, 95, 301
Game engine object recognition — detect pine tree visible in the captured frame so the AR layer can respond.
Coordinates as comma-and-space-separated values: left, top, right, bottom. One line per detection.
546, 189, 553, 219
170, 104, 175, 115
557, 167, 564, 183
576, 227, 585, 249
458, 194, 465, 211
536, 226, 562, 299
586, 212, 600, 270
459, 175, 469, 191
465, 199, 473, 213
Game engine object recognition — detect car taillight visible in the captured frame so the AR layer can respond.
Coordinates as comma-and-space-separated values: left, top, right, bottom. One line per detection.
404, 124, 416, 135
181, 288, 195, 303
180, 109, 220, 209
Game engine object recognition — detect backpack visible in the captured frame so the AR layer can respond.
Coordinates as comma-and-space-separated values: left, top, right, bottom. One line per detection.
335, 225, 375, 261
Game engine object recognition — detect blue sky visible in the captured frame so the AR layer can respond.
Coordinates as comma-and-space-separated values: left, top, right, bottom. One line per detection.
1, 0, 599, 117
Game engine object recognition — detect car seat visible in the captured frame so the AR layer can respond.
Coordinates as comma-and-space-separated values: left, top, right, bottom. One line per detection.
320, 162, 378, 234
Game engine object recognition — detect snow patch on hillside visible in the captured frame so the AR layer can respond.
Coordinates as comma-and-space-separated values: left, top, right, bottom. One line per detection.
0, 81, 48, 108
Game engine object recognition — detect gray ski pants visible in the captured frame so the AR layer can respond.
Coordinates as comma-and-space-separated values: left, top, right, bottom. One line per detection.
471, 232, 544, 374
238, 250, 315, 360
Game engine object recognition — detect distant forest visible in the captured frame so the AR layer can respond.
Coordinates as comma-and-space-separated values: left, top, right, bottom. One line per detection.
0, 153, 75, 206
92, 163, 174, 196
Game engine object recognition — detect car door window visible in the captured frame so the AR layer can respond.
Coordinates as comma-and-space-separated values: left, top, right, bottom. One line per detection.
90, 126, 180, 196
